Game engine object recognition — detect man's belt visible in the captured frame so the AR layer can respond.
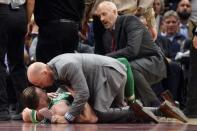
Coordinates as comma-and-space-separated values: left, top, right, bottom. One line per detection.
39, 19, 79, 27
47, 19, 77, 24
0, 3, 24, 10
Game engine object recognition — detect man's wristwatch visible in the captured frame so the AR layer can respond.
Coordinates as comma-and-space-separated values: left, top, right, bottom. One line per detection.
64, 112, 75, 123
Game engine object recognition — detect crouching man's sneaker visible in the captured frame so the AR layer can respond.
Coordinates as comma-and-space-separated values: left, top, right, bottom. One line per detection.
130, 100, 159, 123
159, 100, 188, 123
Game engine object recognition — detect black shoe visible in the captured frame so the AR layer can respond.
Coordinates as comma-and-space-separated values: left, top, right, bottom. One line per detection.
0, 109, 11, 121
11, 102, 23, 120
11, 113, 22, 120
130, 100, 159, 123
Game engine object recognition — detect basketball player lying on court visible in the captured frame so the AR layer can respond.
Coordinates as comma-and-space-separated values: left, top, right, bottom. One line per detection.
22, 86, 98, 123
22, 86, 188, 124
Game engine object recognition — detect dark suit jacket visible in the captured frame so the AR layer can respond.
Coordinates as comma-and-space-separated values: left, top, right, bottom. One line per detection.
96, 15, 167, 83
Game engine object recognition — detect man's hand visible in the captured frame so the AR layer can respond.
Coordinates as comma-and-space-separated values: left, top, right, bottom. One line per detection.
26, 21, 34, 38
51, 115, 69, 124
166, 58, 172, 63
78, 31, 87, 41
47, 92, 58, 99
81, 21, 89, 38
67, 87, 76, 97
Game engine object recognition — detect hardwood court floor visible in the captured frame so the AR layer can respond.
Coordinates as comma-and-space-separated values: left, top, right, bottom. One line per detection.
0, 119, 197, 131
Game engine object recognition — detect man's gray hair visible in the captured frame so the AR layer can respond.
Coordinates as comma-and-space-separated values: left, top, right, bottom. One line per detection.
97, 1, 117, 11
163, 10, 180, 20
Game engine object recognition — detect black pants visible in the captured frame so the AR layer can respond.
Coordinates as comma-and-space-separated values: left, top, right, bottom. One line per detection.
36, 21, 79, 63
132, 69, 161, 107
0, 4, 27, 110
95, 106, 135, 123
163, 62, 185, 107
